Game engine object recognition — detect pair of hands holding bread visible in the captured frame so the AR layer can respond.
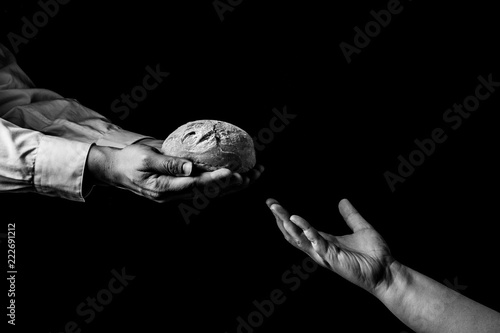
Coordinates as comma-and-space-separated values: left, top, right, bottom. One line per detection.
84, 120, 263, 202
85, 138, 264, 202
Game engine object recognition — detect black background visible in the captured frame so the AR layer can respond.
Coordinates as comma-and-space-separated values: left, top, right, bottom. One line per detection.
1, 0, 499, 332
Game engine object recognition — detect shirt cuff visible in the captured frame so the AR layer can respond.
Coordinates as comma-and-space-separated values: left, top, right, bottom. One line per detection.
96, 127, 153, 148
34, 135, 92, 202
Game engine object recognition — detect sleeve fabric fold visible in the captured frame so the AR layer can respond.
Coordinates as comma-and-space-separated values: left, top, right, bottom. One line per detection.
0, 43, 152, 201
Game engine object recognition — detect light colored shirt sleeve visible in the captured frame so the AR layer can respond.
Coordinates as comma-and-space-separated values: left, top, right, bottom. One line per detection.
0, 117, 92, 201
0, 43, 153, 201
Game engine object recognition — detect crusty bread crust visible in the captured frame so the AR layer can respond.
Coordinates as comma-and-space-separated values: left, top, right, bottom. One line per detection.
161, 120, 256, 173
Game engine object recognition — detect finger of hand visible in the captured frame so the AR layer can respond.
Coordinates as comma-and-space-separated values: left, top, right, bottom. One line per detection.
290, 215, 328, 255
338, 198, 373, 232
229, 164, 264, 188
208, 170, 246, 194
267, 200, 293, 242
219, 177, 251, 197
152, 155, 193, 177
279, 211, 306, 246
266, 198, 279, 207
226, 172, 244, 187
244, 170, 260, 184
167, 168, 227, 192
249, 165, 265, 181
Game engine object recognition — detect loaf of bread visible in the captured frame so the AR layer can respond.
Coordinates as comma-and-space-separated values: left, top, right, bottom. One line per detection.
161, 120, 256, 173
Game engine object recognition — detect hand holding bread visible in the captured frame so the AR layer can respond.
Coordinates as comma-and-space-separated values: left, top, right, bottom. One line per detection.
84, 120, 262, 203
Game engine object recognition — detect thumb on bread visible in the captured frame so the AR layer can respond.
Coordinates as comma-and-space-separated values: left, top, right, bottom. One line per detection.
152, 155, 193, 177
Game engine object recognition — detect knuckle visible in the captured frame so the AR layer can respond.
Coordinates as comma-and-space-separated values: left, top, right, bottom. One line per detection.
145, 178, 166, 196
139, 154, 152, 168
149, 190, 162, 200
164, 159, 180, 174
137, 150, 150, 162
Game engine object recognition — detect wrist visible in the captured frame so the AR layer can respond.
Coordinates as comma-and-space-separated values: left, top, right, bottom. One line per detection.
85, 144, 116, 186
373, 260, 411, 304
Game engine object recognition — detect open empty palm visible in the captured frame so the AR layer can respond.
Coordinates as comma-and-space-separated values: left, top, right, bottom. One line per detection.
267, 198, 394, 294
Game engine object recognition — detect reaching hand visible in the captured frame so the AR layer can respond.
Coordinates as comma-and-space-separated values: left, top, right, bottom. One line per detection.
85, 142, 263, 202
266, 198, 394, 294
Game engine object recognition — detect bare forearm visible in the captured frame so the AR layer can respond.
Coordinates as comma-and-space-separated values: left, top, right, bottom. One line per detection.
84, 145, 117, 188
376, 262, 500, 333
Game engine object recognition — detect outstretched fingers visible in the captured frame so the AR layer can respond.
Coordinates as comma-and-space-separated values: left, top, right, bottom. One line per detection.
290, 215, 328, 256
338, 199, 373, 232
266, 198, 291, 239
267, 199, 303, 246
